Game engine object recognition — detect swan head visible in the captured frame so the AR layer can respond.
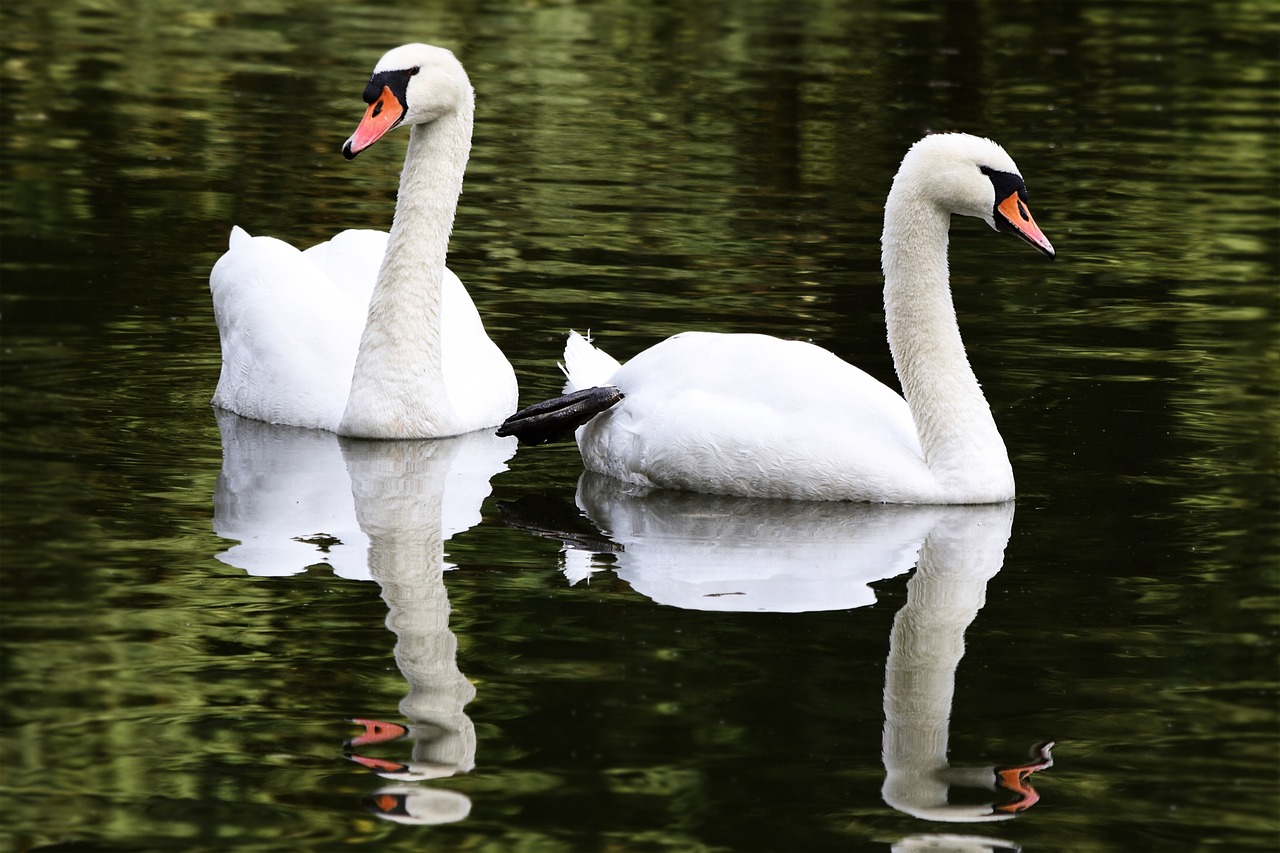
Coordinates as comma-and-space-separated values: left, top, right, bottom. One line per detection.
894, 133, 1055, 259
342, 44, 472, 160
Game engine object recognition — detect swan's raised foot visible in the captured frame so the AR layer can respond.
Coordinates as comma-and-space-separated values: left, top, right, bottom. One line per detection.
496, 385, 624, 445
992, 739, 1055, 814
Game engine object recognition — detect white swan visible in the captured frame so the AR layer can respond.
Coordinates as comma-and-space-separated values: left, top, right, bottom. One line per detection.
210, 44, 517, 438
498, 133, 1054, 503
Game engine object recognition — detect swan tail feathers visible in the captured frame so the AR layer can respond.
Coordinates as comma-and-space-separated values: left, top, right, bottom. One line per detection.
561, 330, 621, 393
496, 386, 624, 445
228, 225, 252, 249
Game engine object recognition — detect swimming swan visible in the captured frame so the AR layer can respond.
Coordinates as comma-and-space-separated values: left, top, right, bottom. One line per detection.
210, 44, 517, 438
498, 133, 1054, 503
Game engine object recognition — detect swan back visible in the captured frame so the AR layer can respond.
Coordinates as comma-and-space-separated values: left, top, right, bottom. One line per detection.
211, 228, 366, 430
576, 332, 935, 501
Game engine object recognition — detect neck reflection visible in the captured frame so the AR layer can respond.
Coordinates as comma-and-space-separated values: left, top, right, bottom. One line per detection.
881, 504, 1053, 824
212, 410, 515, 825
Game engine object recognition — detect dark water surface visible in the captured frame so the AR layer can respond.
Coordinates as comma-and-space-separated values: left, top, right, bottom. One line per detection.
2, 1, 1277, 851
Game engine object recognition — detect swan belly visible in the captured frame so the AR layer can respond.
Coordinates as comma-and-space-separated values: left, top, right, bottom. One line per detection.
575, 332, 942, 502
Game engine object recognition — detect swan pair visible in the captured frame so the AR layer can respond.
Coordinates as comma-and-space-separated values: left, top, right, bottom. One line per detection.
211, 43, 1055, 505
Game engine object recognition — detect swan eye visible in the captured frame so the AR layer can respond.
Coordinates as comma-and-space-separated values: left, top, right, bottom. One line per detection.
409, 66, 420, 76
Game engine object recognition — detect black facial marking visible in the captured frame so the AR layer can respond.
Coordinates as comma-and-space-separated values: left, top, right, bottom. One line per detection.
980, 165, 1029, 235
362, 68, 415, 109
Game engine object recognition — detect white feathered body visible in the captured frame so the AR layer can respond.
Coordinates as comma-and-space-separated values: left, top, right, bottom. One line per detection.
211, 227, 516, 435
564, 331, 950, 502
209, 44, 517, 439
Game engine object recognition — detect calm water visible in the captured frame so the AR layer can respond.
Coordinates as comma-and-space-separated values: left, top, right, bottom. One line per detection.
2, 1, 1277, 851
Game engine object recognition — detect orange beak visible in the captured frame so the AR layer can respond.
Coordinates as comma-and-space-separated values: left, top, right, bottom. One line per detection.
996, 192, 1055, 259
992, 739, 1055, 814
342, 86, 405, 160
345, 718, 409, 748
993, 765, 1043, 813
363, 792, 410, 817
346, 753, 410, 774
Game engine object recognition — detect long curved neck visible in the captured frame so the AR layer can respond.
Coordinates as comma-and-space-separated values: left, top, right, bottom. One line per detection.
340, 96, 473, 438
881, 184, 1013, 502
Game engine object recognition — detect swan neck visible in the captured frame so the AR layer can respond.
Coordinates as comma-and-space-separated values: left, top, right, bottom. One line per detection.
881, 185, 1012, 502
382, 104, 472, 287
340, 96, 473, 437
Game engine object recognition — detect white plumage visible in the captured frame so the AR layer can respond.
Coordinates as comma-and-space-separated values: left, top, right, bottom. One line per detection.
564, 330, 932, 501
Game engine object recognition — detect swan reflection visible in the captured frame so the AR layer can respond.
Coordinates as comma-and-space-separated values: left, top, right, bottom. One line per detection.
212, 409, 514, 824
879, 503, 1054, 824
522, 476, 1052, 832
562, 472, 938, 611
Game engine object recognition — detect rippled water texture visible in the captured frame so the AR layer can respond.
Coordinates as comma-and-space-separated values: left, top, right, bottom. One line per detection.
2, 1, 1277, 851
